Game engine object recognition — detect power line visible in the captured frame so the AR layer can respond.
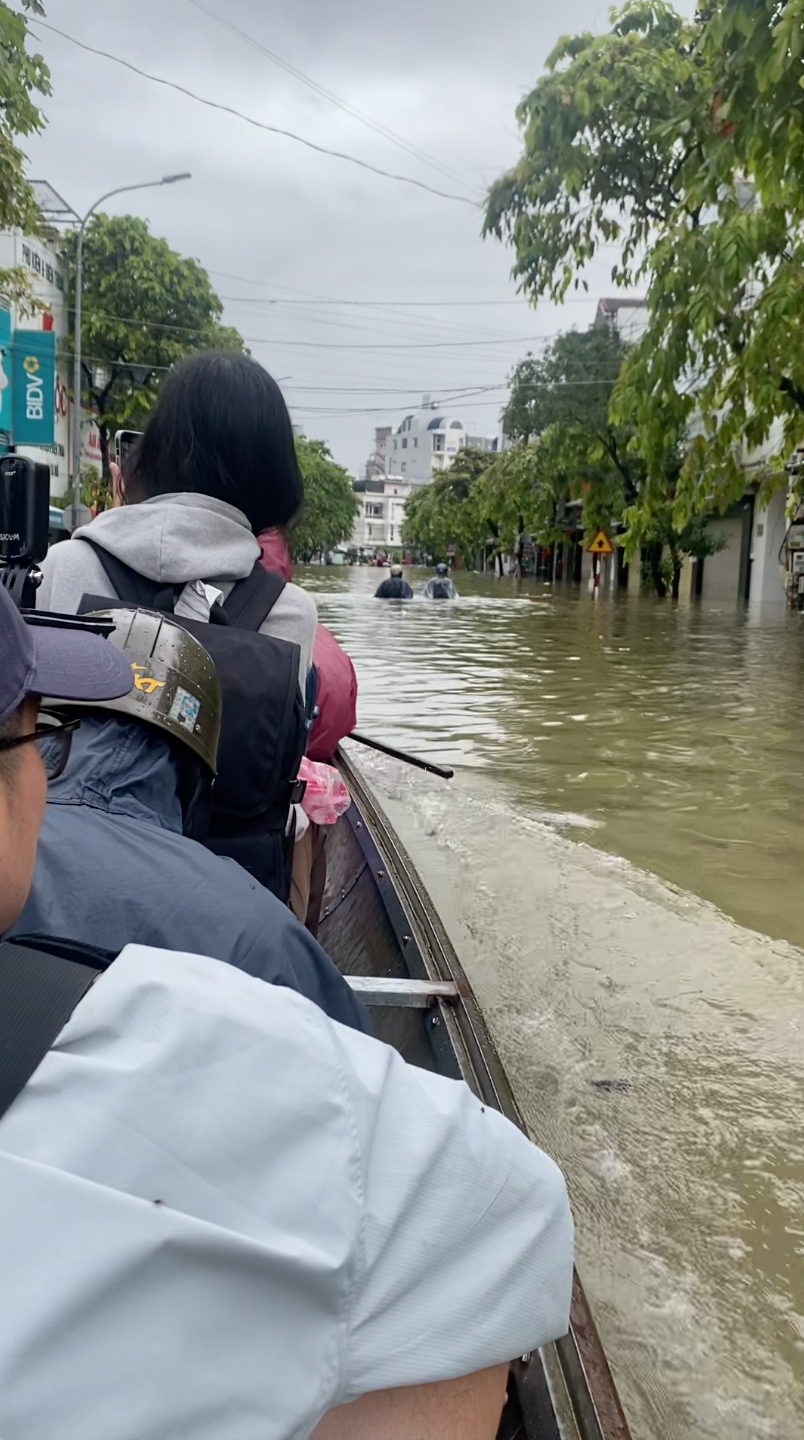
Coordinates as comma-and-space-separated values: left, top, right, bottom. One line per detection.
58, 353, 620, 398
33, 21, 479, 208
283, 379, 624, 416
219, 296, 521, 343
186, 0, 477, 195
219, 295, 537, 308
207, 269, 600, 308
72, 311, 566, 350
285, 384, 503, 394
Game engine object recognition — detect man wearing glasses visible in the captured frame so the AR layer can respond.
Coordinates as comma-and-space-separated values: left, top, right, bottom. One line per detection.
0, 587, 573, 1440
0, 601, 132, 801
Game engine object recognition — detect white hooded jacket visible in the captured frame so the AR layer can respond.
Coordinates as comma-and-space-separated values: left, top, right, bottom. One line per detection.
0, 943, 573, 1440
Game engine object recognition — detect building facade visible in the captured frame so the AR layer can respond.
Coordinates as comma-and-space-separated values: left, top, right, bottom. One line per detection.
387, 412, 468, 483
0, 228, 100, 498
594, 296, 650, 344
365, 425, 392, 480
351, 476, 415, 552
363, 403, 501, 487
593, 294, 788, 609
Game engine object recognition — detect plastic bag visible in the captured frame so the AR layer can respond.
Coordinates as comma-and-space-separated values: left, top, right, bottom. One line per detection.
298, 757, 351, 825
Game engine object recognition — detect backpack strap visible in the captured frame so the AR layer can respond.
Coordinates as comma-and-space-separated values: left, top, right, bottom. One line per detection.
77, 538, 284, 632
222, 564, 286, 632
77, 537, 180, 612
0, 935, 116, 1124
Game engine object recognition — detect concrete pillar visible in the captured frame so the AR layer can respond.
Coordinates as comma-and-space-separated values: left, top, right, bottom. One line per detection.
700, 509, 749, 602
675, 554, 695, 606
748, 484, 787, 610
580, 546, 594, 588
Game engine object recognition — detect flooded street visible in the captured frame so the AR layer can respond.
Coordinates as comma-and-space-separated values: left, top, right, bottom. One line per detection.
303, 565, 804, 1440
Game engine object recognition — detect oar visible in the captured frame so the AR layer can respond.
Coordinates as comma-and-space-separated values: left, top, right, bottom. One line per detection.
347, 732, 454, 780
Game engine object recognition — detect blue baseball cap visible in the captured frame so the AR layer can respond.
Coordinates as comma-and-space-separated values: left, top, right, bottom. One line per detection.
0, 584, 133, 727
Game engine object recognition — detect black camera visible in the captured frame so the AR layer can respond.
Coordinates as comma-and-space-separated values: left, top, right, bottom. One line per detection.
0, 455, 51, 606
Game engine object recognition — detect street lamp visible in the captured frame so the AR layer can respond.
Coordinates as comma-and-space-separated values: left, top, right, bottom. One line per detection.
68, 172, 191, 530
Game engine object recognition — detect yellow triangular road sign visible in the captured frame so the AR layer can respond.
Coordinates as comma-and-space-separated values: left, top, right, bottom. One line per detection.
586, 529, 614, 556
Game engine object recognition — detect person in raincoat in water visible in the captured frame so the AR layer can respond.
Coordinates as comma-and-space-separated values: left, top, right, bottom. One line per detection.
423, 562, 458, 600
375, 564, 414, 600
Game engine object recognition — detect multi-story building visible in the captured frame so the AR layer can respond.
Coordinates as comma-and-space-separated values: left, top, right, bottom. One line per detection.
364, 425, 392, 480
377, 404, 501, 486
387, 412, 467, 484
352, 402, 501, 551
351, 476, 415, 553
0, 212, 100, 499
594, 296, 650, 344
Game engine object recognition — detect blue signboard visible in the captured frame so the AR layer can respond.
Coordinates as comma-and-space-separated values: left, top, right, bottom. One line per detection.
11, 328, 55, 446
0, 306, 11, 441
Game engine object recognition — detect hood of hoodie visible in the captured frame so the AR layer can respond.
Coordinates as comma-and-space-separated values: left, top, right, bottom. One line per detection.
257, 527, 294, 583
49, 714, 183, 834
73, 493, 260, 585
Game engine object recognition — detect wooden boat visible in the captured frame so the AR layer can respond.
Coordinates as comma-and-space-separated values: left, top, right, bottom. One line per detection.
323, 751, 632, 1440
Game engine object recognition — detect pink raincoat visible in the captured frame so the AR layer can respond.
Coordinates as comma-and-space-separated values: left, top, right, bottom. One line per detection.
257, 530, 358, 761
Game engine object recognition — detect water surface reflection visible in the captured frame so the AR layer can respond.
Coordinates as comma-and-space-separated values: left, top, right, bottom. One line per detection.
308, 566, 804, 947
301, 566, 804, 1439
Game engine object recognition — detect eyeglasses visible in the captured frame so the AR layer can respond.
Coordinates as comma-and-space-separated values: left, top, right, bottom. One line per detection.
0, 711, 80, 781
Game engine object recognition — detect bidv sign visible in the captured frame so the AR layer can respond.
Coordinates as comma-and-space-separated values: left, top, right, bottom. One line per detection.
23, 355, 45, 421
11, 330, 55, 446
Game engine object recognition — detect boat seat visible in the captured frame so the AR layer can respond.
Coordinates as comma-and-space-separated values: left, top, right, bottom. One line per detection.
344, 976, 460, 1008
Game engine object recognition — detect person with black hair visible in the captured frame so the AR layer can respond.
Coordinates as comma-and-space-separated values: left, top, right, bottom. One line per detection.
36, 353, 318, 907
36, 352, 318, 682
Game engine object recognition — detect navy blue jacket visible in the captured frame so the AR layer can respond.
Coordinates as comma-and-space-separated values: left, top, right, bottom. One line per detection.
9, 715, 369, 1035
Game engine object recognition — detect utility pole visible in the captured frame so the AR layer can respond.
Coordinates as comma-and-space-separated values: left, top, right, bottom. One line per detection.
68, 173, 191, 532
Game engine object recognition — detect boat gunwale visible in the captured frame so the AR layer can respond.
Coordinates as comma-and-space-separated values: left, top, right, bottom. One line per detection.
335, 747, 632, 1440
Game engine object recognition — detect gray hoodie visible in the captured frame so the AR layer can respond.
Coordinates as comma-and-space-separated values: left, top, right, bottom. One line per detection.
38, 493, 317, 681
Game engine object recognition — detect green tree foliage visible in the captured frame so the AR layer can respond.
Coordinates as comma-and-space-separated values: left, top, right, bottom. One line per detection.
483, 1, 804, 525
502, 328, 712, 591
503, 328, 635, 535
630, 506, 724, 600
475, 444, 561, 571
505, 329, 623, 443
63, 214, 244, 473
290, 437, 359, 559
401, 447, 493, 565
0, 1, 50, 300
404, 325, 720, 593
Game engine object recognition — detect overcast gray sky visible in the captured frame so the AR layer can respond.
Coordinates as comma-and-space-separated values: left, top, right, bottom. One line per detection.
23, 0, 690, 474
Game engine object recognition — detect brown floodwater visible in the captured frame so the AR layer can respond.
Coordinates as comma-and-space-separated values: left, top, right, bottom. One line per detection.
303, 565, 804, 1440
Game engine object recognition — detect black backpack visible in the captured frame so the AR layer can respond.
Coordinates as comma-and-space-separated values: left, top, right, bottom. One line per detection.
0, 934, 117, 1125
430, 579, 452, 599
76, 540, 308, 905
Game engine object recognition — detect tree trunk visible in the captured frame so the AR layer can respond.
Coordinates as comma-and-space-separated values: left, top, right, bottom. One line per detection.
516, 514, 525, 577
644, 542, 667, 598
670, 548, 682, 601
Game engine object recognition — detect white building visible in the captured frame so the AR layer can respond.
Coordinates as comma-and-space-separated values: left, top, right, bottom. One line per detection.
0, 225, 100, 497
364, 425, 392, 480
594, 296, 650, 344
382, 404, 500, 486
351, 475, 415, 552
388, 412, 466, 483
